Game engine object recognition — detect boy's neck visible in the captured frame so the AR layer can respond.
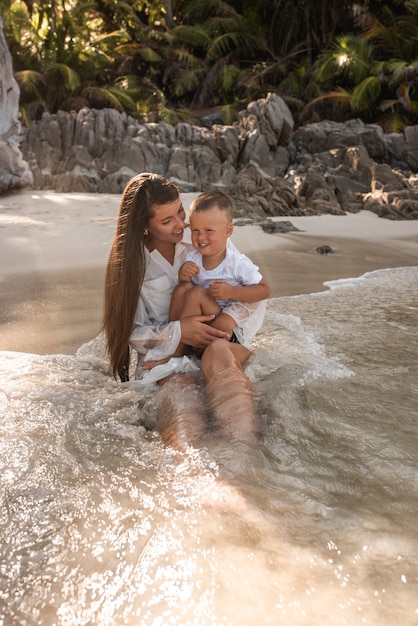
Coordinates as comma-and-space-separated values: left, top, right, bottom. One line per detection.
201, 248, 226, 270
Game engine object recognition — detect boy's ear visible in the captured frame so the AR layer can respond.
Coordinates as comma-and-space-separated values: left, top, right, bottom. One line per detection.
226, 223, 234, 237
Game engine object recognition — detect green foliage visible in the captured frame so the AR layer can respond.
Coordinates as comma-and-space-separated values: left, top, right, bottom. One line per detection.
0, 0, 417, 130
351, 76, 382, 112
314, 36, 376, 86
309, 1, 418, 130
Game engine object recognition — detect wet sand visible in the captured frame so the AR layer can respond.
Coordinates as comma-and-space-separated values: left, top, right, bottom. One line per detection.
1, 191, 418, 354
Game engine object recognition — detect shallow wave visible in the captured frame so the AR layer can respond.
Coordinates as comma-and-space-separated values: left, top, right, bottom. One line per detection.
1, 267, 418, 625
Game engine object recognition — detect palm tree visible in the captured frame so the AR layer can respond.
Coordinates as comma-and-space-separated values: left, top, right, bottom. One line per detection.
1, 0, 139, 122
308, 1, 418, 131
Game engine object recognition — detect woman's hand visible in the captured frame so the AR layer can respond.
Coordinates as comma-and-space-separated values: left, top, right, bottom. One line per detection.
180, 315, 228, 349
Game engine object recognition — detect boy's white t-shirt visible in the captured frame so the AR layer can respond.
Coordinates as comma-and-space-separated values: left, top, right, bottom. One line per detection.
185, 239, 266, 348
186, 239, 263, 307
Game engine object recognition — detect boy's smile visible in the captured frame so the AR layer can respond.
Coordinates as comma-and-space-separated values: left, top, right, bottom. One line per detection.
190, 207, 233, 269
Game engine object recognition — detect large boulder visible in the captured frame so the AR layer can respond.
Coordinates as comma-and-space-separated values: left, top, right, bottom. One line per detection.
227, 161, 301, 220
404, 126, 418, 173
291, 118, 386, 161
0, 14, 32, 192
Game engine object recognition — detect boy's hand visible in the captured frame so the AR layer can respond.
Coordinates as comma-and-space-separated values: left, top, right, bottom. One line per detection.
179, 260, 200, 282
208, 280, 232, 300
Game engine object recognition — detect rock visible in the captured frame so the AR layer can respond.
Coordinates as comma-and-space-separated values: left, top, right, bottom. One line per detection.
363, 191, 405, 219
371, 163, 407, 193
238, 92, 293, 175
299, 166, 343, 215
259, 220, 301, 234
384, 132, 406, 167
404, 126, 418, 173
240, 92, 294, 148
0, 15, 32, 192
228, 161, 302, 220
212, 124, 241, 164
316, 245, 334, 254
292, 118, 386, 161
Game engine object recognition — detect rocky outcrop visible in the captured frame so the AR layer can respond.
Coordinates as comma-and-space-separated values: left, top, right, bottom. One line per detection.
18, 91, 418, 220
289, 127, 418, 219
20, 93, 294, 201
0, 14, 32, 192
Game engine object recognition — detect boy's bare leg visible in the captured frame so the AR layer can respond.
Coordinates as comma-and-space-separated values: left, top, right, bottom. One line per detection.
168, 285, 222, 362
169, 282, 195, 320
141, 283, 203, 371
177, 285, 221, 319
207, 312, 236, 339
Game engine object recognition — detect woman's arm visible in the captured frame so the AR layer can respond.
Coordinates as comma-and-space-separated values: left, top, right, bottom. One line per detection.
180, 315, 229, 348
130, 315, 229, 362
130, 320, 182, 361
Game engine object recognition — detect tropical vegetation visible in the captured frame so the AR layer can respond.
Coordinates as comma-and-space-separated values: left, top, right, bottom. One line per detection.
0, 0, 417, 131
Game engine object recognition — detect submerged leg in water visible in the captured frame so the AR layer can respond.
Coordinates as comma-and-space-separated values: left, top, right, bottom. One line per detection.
155, 339, 255, 448
201, 339, 256, 442
155, 374, 207, 450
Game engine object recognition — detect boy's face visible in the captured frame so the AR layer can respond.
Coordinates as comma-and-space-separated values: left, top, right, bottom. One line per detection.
189, 206, 233, 261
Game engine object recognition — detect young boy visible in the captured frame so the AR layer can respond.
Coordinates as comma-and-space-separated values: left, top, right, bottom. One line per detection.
142, 190, 270, 370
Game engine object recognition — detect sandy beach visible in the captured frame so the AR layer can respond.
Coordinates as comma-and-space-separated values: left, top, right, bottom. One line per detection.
1, 190, 418, 354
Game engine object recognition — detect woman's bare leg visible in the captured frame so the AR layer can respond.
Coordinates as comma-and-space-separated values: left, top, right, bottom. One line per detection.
155, 373, 207, 450
200, 339, 256, 441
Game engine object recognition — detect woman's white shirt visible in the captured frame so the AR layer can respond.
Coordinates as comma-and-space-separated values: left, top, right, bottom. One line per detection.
129, 232, 267, 380
129, 239, 192, 363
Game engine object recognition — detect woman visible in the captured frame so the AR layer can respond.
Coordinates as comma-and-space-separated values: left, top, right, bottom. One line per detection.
103, 173, 266, 449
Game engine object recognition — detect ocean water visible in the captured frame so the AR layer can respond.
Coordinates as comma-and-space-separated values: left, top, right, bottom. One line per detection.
0, 266, 417, 626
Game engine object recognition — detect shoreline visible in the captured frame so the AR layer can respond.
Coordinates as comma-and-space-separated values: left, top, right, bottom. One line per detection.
1, 191, 418, 354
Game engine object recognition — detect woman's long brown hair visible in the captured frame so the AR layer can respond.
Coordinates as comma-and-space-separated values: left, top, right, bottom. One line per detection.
103, 173, 180, 381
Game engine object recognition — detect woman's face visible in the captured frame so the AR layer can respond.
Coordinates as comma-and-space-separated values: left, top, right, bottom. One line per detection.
146, 199, 186, 246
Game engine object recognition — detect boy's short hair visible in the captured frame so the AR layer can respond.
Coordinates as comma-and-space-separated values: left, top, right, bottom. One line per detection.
189, 191, 233, 222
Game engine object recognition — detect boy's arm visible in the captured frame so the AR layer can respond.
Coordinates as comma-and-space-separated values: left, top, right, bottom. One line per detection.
208, 278, 270, 303
178, 260, 200, 283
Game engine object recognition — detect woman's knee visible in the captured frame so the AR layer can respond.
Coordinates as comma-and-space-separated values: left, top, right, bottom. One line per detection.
201, 339, 251, 377
201, 339, 236, 375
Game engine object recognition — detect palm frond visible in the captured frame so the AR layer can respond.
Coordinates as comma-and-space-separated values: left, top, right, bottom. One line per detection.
174, 48, 202, 68
310, 87, 353, 110
15, 69, 45, 91
205, 16, 244, 38
184, 0, 240, 23
377, 107, 408, 133
80, 85, 125, 111
171, 25, 211, 48
351, 76, 381, 112
137, 47, 162, 63
45, 63, 80, 90
221, 64, 240, 92
206, 32, 258, 62
379, 98, 401, 112
92, 30, 130, 45
314, 35, 374, 87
